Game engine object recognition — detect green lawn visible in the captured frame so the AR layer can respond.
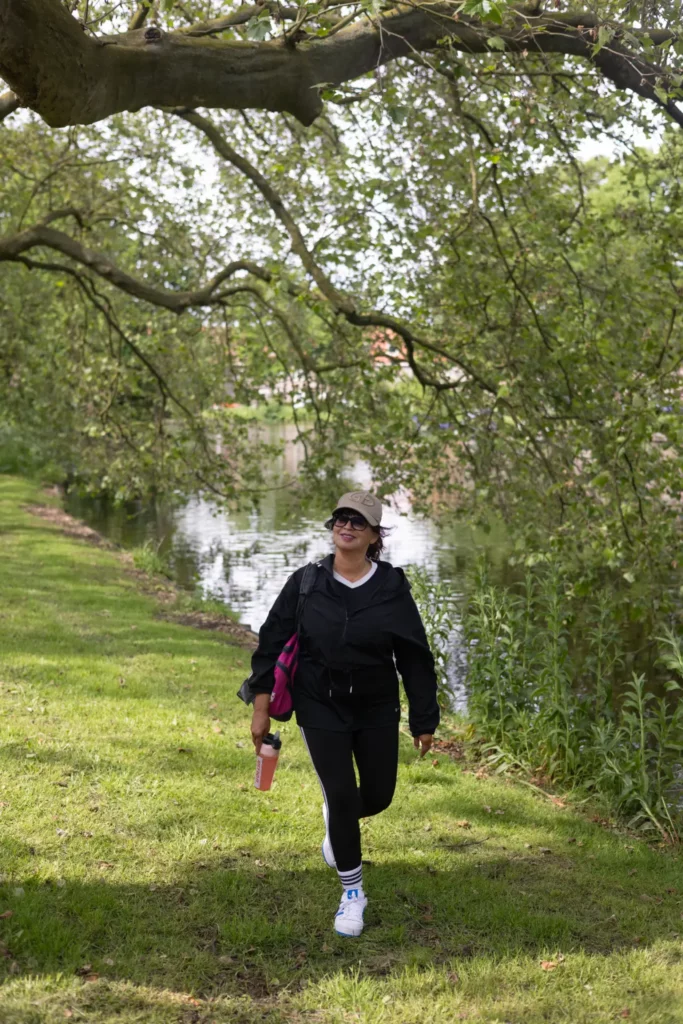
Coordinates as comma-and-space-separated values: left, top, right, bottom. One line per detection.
1, 474, 682, 1024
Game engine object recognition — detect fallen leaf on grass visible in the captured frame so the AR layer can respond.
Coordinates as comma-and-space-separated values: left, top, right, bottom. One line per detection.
97, 861, 115, 870
177, 747, 192, 754
540, 954, 565, 971
456, 820, 471, 829
628, 869, 637, 877
423, 823, 432, 832
619, 1010, 631, 1018
448, 972, 460, 984
75, 964, 92, 976
567, 837, 577, 844
0, 910, 13, 919
103, 957, 114, 966
431, 759, 439, 767
483, 806, 492, 814
63, 1011, 73, 1019
539, 847, 552, 855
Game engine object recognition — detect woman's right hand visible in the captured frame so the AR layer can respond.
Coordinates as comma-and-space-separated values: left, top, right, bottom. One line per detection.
251, 693, 271, 754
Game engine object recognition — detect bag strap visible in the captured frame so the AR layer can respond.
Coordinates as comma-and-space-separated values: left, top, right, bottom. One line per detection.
295, 562, 317, 630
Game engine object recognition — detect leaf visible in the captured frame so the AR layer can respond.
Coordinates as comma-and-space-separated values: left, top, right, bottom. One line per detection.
456, 820, 471, 829
487, 35, 506, 50
246, 17, 272, 40
540, 960, 558, 970
654, 83, 669, 105
0, 910, 13, 919
592, 25, 614, 54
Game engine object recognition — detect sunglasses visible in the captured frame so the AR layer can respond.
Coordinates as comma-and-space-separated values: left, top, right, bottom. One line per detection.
332, 511, 370, 531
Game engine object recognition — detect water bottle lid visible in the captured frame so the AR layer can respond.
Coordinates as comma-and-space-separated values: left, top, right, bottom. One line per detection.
263, 731, 282, 750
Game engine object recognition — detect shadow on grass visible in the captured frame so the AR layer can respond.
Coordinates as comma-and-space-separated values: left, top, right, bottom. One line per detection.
1, 848, 681, 999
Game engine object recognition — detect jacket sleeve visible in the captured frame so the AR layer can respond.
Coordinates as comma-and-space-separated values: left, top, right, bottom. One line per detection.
393, 591, 440, 737
248, 569, 302, 696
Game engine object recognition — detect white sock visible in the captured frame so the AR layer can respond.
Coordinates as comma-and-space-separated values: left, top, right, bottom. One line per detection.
338, 864, 363, 893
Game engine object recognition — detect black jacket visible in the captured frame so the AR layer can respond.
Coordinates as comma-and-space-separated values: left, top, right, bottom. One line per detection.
248, 555, 440, 737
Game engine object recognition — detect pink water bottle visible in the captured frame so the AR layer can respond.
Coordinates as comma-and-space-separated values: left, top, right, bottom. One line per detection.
254, 731, 281, 791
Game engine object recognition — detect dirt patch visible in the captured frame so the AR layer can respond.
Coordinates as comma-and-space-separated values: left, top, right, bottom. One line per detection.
157, 610, 258, 648
22, 504, 115, 548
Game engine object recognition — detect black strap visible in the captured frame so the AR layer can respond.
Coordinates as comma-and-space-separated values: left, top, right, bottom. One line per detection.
295, 562, 317, 630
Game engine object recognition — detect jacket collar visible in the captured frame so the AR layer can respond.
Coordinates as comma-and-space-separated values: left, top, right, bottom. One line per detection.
317, 554, 408, 599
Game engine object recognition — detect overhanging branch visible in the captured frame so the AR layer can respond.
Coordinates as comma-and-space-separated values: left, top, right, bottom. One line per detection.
0, 220, 273, 310
0, 0, 681, 127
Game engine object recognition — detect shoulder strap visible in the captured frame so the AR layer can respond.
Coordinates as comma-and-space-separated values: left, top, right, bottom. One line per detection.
295, 562, 317, 628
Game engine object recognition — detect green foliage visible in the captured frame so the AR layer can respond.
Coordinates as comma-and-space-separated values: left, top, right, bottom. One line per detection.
463, 563, 683, 839
131, 539, 172, 578
403, 564, 455, 702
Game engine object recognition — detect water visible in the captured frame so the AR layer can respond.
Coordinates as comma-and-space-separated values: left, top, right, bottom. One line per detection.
64, 425, 510, 702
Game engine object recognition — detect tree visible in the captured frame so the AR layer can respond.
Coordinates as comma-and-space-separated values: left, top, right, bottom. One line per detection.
0, 1, 681, 618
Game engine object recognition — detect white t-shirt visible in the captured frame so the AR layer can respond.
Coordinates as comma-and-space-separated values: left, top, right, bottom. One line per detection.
333, 560, 378, 589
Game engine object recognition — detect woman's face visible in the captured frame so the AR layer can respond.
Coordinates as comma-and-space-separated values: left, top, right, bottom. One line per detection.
331, 510, 378, 556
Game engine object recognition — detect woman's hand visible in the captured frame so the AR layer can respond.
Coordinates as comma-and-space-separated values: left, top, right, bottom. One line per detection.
413, 733, 434, 758
251, 693, 271, 755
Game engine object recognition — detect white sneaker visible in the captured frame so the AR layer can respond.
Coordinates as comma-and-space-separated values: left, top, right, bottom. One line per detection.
334, 888, 367, 937
321, 803, 336, 868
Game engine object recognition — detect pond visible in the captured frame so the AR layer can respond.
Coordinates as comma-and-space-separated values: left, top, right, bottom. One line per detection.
64, 423, 510, 703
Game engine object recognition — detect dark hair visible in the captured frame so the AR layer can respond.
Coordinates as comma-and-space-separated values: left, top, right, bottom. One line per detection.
324, 509, 391, 563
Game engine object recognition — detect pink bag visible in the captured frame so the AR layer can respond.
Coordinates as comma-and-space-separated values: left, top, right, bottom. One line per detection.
270, 634, 299, 719
237, 563, 317, 723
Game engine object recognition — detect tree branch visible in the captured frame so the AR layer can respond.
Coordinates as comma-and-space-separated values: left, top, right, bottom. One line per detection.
0, 221, 272, 310
0, 88, 20, 122
1, 0, 681, 127
180, 4, 299, 36
128, 2, 151, 31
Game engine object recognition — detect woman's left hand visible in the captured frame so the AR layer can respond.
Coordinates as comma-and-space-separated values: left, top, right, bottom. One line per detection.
413, 734, 433, 758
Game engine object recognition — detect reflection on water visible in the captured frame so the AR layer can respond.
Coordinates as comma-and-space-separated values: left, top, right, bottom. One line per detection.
64, 426, 510, 705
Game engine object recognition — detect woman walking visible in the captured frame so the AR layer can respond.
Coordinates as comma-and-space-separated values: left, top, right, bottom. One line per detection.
246, 491, 439, 937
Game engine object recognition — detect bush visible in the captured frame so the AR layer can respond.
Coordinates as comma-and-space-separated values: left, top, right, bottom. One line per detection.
463, 563, 683, 840
404, 563, 456, 706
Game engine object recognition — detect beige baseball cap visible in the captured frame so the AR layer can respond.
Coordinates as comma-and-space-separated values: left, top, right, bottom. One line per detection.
333, 491, 383, 528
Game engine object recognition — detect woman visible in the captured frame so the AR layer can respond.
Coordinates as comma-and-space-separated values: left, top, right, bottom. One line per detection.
247, 491, 439, 937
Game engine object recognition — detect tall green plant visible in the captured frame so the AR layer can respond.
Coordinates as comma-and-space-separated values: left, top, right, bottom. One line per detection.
463, 565, 683, 839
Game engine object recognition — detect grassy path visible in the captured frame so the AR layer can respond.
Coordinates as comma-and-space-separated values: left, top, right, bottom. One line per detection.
1, 475, 682, 1024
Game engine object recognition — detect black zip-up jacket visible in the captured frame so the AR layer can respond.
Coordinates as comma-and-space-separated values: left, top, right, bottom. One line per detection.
248, 555, 440, 737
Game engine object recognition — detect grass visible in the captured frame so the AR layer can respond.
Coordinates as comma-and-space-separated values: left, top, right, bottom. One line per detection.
0, 473, 682, 1024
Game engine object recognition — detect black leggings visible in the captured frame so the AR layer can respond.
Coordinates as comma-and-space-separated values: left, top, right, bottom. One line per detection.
301, 725, 399, 871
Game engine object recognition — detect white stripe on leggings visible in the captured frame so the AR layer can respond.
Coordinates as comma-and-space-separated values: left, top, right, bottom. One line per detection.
300, 726, 331, 826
